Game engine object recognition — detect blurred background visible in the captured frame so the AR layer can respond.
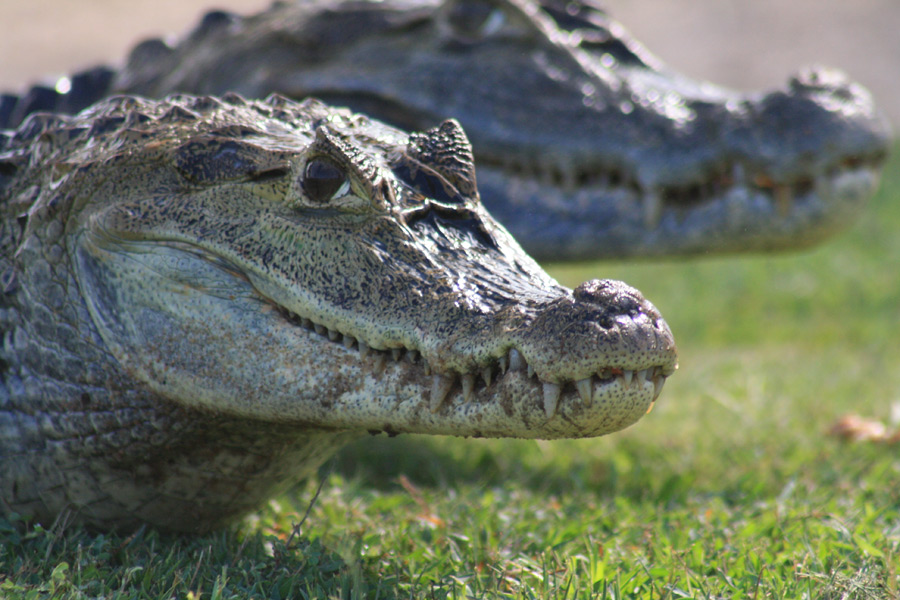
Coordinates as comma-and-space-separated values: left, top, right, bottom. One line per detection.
0, 0, 897, 127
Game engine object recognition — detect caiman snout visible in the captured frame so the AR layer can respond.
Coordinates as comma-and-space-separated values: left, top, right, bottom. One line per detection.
518, 277, 676, 389
572, 278, 658, 327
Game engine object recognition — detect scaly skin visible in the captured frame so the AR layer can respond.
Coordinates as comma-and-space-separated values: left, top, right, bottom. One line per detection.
0, 94, 676, 532
0, 0, 890, 260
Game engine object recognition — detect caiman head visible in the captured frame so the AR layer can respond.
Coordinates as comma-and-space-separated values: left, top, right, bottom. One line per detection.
112, 0, 891, 260
35, 94, 676, 439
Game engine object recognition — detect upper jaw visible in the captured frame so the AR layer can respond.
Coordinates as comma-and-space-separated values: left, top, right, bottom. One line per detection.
265, 274, 677, 437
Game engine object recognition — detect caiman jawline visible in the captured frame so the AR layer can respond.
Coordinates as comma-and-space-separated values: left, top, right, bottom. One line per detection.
480, 151, 886, 226
274, 304, 671, 420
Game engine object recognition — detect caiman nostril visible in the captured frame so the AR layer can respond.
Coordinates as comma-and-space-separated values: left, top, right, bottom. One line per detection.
573, 279, 643, 312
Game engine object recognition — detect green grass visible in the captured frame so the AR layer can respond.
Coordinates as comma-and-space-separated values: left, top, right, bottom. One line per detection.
3, 150, 900, 599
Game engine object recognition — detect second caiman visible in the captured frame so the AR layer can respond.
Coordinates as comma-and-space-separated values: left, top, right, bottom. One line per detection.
0, 0, 891, 260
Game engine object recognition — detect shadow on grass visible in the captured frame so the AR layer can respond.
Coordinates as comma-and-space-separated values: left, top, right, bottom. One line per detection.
324, 431, 704, 506
0, 513, 405, 598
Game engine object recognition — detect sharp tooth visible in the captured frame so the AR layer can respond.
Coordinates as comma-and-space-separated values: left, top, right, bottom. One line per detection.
636, 368, 650, 385
527, 364, 535, 379
498, 354, 508, 373
509, 349, 525, 371
358, 340, 370, 358
342, 334, 356, 349
372, 354, 387, 374
621, 369, 634, 388
406, 350, 419, 363
423, 360, 432, 376
462, 374, 476, 402
314, 323, 326, 336
542, 382, 561, 418
328, 329, 340, 342
482, 366, 493, 387
643, 190, 663, 229
430, 374, 455, 412
652, 376, 665, 400
576, 377, 593, 406
392, 348, 403, 361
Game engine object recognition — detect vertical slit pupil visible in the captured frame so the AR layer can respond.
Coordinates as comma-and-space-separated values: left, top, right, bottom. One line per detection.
304, 157, 347, 203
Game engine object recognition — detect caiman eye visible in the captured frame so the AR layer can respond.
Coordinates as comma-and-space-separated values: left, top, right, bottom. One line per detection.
303, 156, 350, 203
445, 0, 506, 41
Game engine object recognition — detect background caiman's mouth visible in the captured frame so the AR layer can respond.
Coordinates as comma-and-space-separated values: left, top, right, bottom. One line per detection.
477, 150, 887, 229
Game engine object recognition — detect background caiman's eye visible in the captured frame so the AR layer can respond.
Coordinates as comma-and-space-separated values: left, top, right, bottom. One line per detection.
444, 0, 506, 41
303, 156, 350, 203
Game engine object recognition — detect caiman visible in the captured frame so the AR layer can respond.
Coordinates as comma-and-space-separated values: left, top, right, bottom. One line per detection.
0, 0, 891, 260
0, 94, 677, 532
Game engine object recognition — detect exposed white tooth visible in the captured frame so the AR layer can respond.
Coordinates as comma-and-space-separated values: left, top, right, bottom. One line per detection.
652, 376, 665, 400
542, 382, 561, 418
314, 323, 326, 336
406, 350, 419, 363
392, 348, 403, 362
498, 354, 508, 373
643, 190, 663, 229
430, 374, 455, 412
423, 360, 432, 376
372, 354, 387, 374
358, 340, 370, 358
621, 369, 634, 388
636, 368, 650, 385
482, 367, 493, 387
527, 364, 535, 379
342, 334, 356, 349
509, 349, 525, 371
576, 378, 593, 406
328, 329, 340, 342
462, 374, 476, 402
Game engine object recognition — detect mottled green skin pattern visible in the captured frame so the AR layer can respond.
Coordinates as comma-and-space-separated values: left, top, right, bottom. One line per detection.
0, 95, 676, 532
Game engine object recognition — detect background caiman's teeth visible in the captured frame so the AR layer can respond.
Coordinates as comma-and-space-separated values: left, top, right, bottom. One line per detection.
490, 153, 881, 231
278, 306, 670, 419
